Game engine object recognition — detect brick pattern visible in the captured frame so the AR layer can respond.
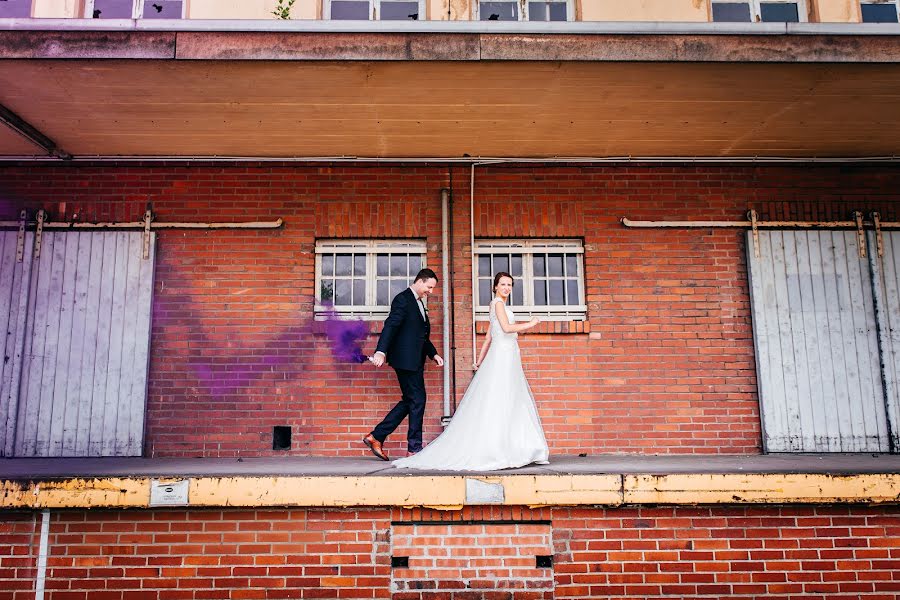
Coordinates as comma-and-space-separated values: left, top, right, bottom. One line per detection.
553, 505, 900, 599
1, 163, 900, 457
40, 508, 392, 599
391, 522, 554, 600
1, 505, 899, 599
0, 512, 38, 600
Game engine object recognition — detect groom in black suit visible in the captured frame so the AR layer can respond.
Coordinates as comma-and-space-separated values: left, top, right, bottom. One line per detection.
364, 268, 444, 460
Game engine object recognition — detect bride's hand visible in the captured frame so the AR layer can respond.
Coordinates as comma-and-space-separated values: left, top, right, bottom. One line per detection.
529, 317, 540, 327
472, 362, 480, 371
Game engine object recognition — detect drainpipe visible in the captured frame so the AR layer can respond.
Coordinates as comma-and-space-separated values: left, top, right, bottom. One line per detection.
34, 509, 50, 600
441, 188, 451, 424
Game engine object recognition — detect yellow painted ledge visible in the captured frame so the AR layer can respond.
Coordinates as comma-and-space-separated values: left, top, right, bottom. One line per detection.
2, 473, 899, 509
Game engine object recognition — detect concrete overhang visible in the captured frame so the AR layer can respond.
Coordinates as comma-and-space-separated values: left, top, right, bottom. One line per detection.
2, 21, 900, 160
1, 455, 899, 509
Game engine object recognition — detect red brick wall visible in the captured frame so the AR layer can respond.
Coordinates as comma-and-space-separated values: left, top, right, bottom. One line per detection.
1, 163, 899, 457
2, 505, 899, 599
0, 512, 38, 600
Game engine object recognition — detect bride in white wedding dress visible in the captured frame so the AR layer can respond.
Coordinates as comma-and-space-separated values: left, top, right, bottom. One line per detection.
393, 272, 549, 471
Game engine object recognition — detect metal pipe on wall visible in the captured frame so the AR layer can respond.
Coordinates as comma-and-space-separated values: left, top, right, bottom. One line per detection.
441, 188, 451, 424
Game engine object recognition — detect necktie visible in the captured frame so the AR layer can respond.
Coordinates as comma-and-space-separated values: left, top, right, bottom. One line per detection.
417, 298, 427, 321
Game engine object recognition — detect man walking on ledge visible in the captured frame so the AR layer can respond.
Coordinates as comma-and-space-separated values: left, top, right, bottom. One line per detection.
364, 268, 443, 460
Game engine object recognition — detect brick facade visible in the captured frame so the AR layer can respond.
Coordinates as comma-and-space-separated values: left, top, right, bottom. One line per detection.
1, 163, 899, 458
2, 506, 899, 599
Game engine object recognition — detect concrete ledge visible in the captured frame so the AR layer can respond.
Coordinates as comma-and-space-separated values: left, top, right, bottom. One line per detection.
2, 455, 899, 509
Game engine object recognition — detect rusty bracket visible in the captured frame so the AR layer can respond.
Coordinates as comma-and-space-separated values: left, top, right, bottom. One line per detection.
142, 209, 153, 260
748, 209, 760, 258
854, 211, 866, 259
34, 210, 46, 259
871, 212, 884, 258
15, 209, 26, 263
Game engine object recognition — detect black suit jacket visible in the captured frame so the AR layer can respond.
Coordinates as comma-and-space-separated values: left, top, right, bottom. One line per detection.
375, 288, 437, 371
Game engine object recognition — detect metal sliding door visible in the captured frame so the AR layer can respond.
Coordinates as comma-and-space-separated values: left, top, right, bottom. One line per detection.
0, 230, 155, 457
748, 230, 890, 452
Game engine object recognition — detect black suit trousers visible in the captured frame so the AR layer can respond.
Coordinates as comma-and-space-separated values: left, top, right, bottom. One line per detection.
372, 366, 427, 452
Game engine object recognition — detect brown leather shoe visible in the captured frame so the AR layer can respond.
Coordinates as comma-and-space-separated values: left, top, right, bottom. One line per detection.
363, 434, 389, 461
406, 450, 419, 457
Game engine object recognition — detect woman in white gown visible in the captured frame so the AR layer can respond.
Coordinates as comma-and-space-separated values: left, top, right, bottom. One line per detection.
393, 272, 549, 471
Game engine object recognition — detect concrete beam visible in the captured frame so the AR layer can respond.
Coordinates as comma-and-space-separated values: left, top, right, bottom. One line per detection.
2, 472, 898, 509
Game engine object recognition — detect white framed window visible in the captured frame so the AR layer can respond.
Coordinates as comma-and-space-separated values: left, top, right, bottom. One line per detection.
711, 0, 806, 22
475, 239, 586, 321
325, 0, 424, 20
315, 239, 427, 320
477, 0, 572, 21
0, 0, 32, 17
861, 0, 899, 22
85, 0, 184, 19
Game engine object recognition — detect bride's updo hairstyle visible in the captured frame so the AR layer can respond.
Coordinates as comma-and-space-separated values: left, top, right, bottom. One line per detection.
493, 271, 514, 292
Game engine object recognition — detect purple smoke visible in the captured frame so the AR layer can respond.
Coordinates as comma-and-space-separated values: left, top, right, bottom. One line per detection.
320, 302, 371, 364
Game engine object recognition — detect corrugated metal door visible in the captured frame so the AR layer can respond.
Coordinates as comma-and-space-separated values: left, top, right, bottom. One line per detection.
748, 230, 890, 452
0, 230, 34, 457
870, 230, 900, 452
0, 230, 155, 457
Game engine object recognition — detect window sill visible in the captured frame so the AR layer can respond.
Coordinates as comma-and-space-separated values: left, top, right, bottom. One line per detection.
475, 320, 590, 335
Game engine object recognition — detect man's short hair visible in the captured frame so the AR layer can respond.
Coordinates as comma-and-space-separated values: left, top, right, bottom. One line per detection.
414, 268, 438, 283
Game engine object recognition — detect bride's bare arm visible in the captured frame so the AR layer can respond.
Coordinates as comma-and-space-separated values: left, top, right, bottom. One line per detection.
494, 300, 540, 333
475, 328, 492, 369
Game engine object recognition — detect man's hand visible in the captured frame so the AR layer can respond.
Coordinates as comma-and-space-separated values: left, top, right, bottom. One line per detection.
433, 355, 444, 367
371, 352, 386, 367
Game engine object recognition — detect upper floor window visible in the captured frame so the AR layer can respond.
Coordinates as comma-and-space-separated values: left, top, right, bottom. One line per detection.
477, 0, 572, 21
86, 0, 184, 18
475, 239, 586, 321
711, 0, 805, 22
861, 0, 899, 22
326, 0, 423, 19
0, 0, 32, 17
315, 239, 427, 319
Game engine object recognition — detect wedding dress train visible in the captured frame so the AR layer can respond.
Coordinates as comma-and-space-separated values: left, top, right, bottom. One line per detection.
393, 298, 549, 471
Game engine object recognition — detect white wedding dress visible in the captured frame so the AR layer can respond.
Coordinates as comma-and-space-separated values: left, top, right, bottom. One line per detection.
393, 298, 549, 471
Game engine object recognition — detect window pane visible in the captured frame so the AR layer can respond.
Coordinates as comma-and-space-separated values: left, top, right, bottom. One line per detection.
320, 280, 334, 302
511, 255, 523, 276
512, 284, 523, 306
354, 254, 366, 276
567, 280, 579, 305
528, 1, 566, 21
533, 255, 546, 277
548, 2, 567, 19
321, 254, 334, 276
376, 254, 389, 276
353, 280, 366, 305
335, 279, 352, 305
548, 254, 564, 277
92, 0, 133, 17
390, 279, 406, 299
862, 3, 898, 22
494, 255, 509, 274
331, 0, 370, 19
409, 254, 422, 274
565, 255, 578, 276
390, 255, 406, 276
711, 2, 751, 21
549, 280, 565, 305
480, 1, 518, 20
760, 2, 799, 21
143, 0, 183, 18
335, 254, 352, 276
534, 280, 547, 305
380, 0, 419, 19
0, 0, 32, 17
478, 256, 492, 277
377, 280, 389, 305
479, 279, 492, 306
